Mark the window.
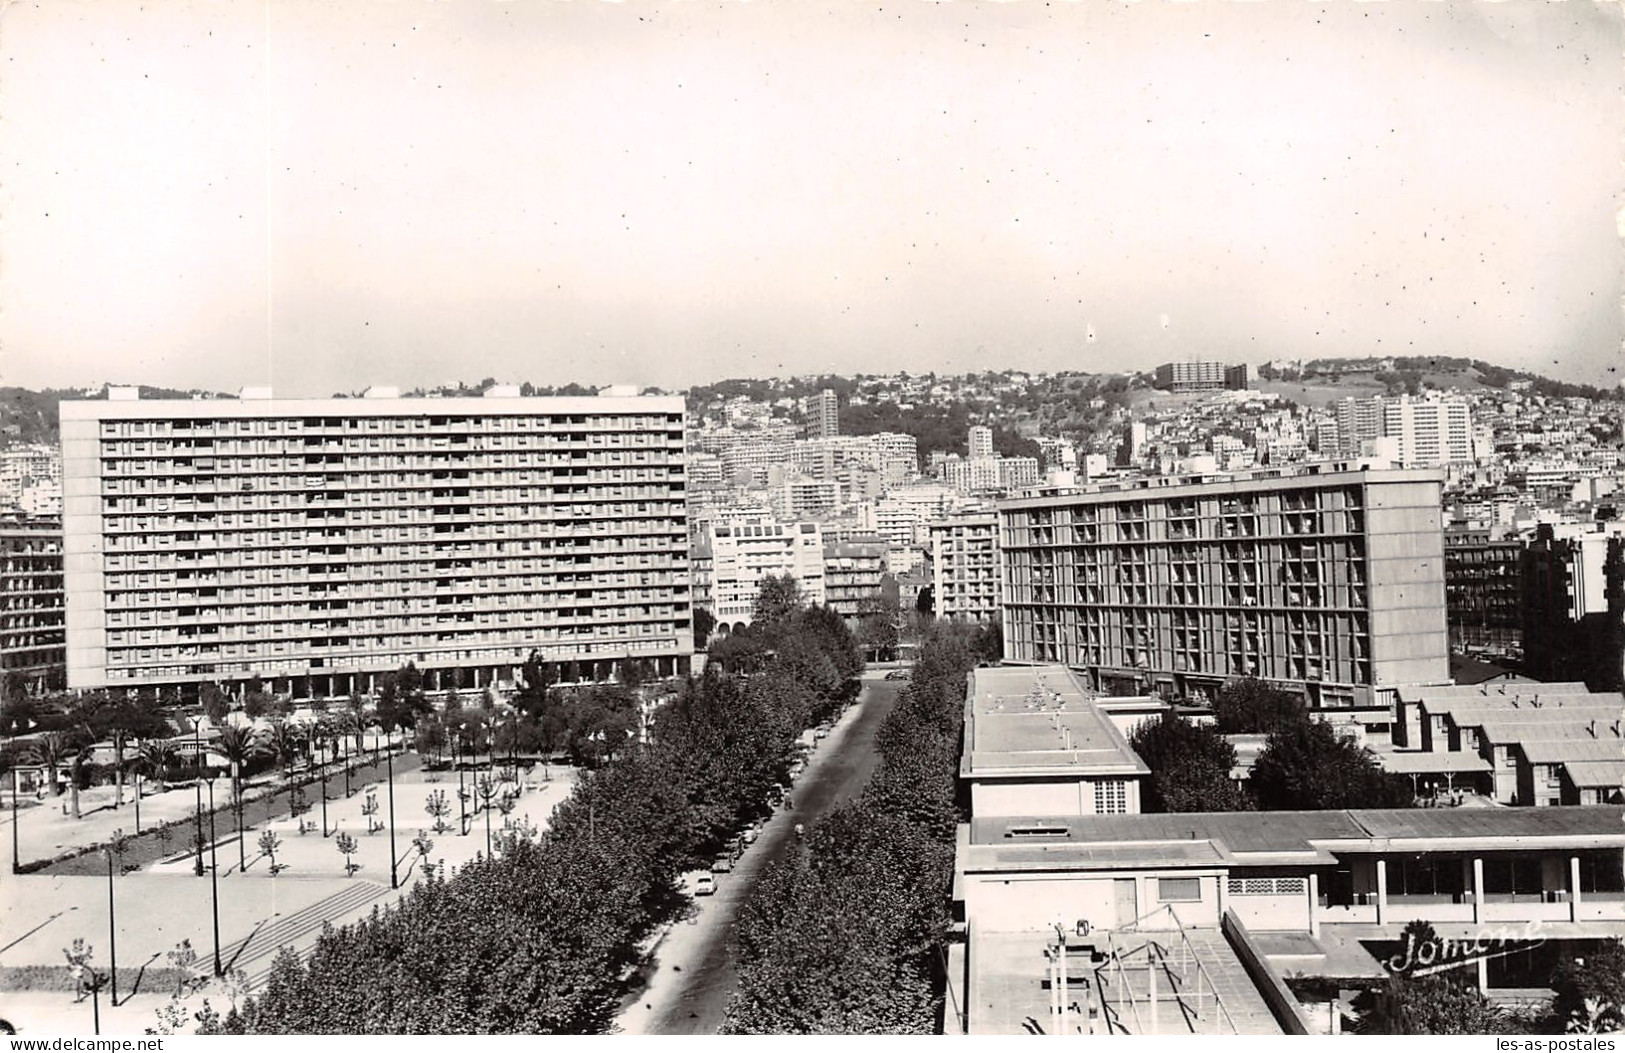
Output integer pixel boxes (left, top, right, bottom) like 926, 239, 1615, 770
1159, 878, 1202, 903
1094, 780, 1127, 815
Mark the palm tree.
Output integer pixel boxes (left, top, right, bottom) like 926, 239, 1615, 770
27, 732, 70, 798
136, 740, 179, 794
213, 725, 264, 803
263, 721, 303, 778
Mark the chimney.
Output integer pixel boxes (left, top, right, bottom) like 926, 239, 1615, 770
1588, 720, 1597, 738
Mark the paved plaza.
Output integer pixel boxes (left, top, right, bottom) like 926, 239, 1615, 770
0, 762, 577, 1035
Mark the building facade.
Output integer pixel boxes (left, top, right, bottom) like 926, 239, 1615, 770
811, 389, 839, 439
1, 515, 66, 694
1521, 521, 1625, 691
60, 390, 692, 696
999, 466, 1451, 715
1443, 526, 1524, 654
1153, 361, 1250, 392
930, 513, 1002, 624
706, 520, 825, 629
822, 537, 888, 623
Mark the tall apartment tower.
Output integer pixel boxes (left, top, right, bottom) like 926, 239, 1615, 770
813, 389, 840, 439
60, 389, 693, 697
998, 465, 1450, 720
1334, 398, 1385, 458
968, 425, 994, 460
1, 515, 66, 693
1382, 393, 1474, 467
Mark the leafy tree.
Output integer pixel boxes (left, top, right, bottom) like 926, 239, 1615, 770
1212, 678, 1307, 734
1354, 972, 1514, 1034
1129, 713, 1252, 813
1550, 940, 1625, 1034
751, 574, 805, 635
377, 664, 432, 732
136, 740, 180, 795
1250, 720, 1414, 811
692, 607, 716, 650
424, 790, 451, 834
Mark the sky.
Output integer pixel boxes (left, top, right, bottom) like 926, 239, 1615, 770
3, 1, 1622, 397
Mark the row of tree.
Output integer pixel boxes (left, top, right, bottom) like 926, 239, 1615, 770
722, 622, 987, 1033
225, 600, 863, 1034
1129, 678, 1415, 813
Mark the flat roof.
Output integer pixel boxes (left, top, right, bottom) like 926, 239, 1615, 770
962, 806, 1625, 873
59, 394, 686, 420
962, 665, 1149, 780
997, 465, 1445, 510
1376, 751, 1492, 775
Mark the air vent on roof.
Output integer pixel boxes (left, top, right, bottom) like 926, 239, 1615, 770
1006, 827, 1068, 839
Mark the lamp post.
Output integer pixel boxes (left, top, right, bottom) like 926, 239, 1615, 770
203, 773, 222, 977
456, 737, 467, 836
105, 838, 120, 1006
319, 744, 329, 837
11, 768, 20, 875
193, 726, 205, 877
385, 728, 398, 890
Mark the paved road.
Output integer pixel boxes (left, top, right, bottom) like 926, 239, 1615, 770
615, 674, 906, 1035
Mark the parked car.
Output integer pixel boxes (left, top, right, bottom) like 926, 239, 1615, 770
884, 670, 911, 681
814, 728, 829, 740
712, 854, 734, 873
742, 825, 760, 845
694, 873, 716, 896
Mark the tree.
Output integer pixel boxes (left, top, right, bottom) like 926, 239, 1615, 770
425, 789, 452, 835
1212, 678, 1307, 734
258, 830, 286, 876
26, 731, 71, 798
1354, 972, 1514, 1034
214, 725, 264, 803
1550, 940, 1625, 1034
751, 574, 805, 635
1250, 720, 1414, 811
914, 585, 933, 617
692, 607, 716, 650
335, 832, 359, 877
136, 740, 180, 795
1129, 713, 1252, 813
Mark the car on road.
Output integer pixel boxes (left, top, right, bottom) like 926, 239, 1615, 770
712, 854, 734, 873
884, 670, 911, 681
694, 873, 716, 896
742, 825, 760, 845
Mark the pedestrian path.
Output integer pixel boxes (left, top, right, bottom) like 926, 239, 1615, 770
220, 880, 391, 987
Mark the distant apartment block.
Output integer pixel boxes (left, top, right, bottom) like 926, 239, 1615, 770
60, 390, 692, 695
1443, 526, 1523, 654
1333, 394, 1474, 467
705, 520, 825, 629
1, 515, 66, 693
1520, 520, 1625, 691
999, 466, 1451, 716
930, 513, 1002, 625
811, 388, 840, 439
822, 536, 888, 623
1, 444, 63, 516
772, 476, 842, 521
1153, 361, 1250, 392
968, 425, 994, 459
997, 456, 1040, 491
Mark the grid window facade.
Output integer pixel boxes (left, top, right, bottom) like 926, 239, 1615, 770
1000, 468, 1449, 709
60, 395, 691, 691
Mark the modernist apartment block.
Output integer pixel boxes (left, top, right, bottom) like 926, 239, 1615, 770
929, 513, 1002, 625
60, 390, 692, 695
703, 520, 825, 629
1, 515, 66, 693
999, 465, 1451, 713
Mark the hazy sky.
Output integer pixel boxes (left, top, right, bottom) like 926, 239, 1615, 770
3, 1, 1622, 396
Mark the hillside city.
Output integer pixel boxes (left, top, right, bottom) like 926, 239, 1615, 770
0, 354, 1622, 1037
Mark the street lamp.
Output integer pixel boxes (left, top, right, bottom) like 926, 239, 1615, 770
192, 726, 205, 877
385, 727, 398, 890
11, 768, 20, 875
319, 741, 329, 837
105, 834, 122, 1006
202, 771, 222, 977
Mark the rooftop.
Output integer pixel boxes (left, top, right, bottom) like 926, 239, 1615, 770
962, 665, 1149, 780
963, 806, 1625, 873
1561, 760, 1625, 789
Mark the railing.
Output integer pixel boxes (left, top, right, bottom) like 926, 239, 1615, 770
1089, 906, 1241, 1035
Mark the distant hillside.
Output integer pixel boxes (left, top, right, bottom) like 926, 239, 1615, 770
1262, 356, 1622, 403
0, 386, 233, 445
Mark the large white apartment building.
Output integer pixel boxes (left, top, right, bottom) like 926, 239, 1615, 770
705, 520, 825, 629
930, 513, 1002, 625
60, 389, 693, 696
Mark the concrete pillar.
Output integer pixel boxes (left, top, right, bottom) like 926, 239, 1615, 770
1308, 871, 1320, 937
1570, 855, 1582, 923
1472, 857, 1484, 925
1375, 857, 1387, 925
1476, 955, 1489, 994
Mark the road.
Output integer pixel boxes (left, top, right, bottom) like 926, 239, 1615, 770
614, 673, 906, 1035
